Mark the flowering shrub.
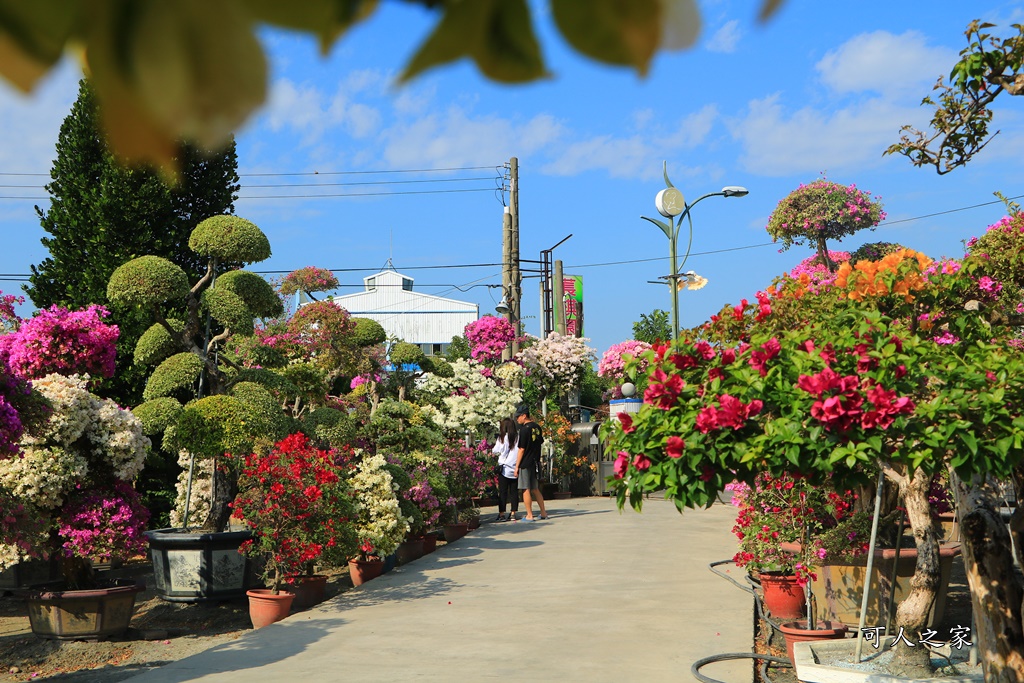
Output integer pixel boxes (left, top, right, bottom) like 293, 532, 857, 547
0, 373, 149, 586
232, 433, 359, 592
598, 340, 652, 380
437, 441, 488, 514
517, 332, 596, 390
56, 482, 149, 564
351, 453, 408, 559
535, 411, 582, 482
766, 179, 886, 269
0, 291, 23, 331
404, 466, 442, 534
278, 266, 339, 296
787, 251, 851, 293
419, 358, 521, 437
729, 474, 869, 583
464, 316, 515, 363
0, 305, 118, 381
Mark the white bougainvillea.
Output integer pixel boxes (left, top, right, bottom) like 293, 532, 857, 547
420, 359, 521, 437
351, 453, 408, 557
170, 449, 213, 529
517, 333, 596, 389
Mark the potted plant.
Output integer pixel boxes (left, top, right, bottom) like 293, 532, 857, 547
607, 242, 1024, 678
599, 339, 652, 414
0, 305, 153, 640
232, 433, 358, 627
436, 441, 486, 541
537, 410, 582, 496
349, 453, 408, 586
109, 214, 289, 602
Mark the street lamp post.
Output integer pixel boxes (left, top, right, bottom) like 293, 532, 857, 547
641, 162, 748, 342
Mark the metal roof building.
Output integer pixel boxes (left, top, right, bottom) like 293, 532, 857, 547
330, 266, 478, 356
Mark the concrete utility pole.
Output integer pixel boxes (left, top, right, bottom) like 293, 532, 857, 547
509, 157, 521, 357
501, 205, 513, 362
554, 259, 565, 335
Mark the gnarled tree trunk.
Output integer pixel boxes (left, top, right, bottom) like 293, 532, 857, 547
887, 466, 942, 677
951, 470, 1024, 683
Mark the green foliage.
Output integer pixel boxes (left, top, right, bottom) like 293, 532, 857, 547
300, 407, 358, 450
27, 80, 239, 407
132, 397, 184, 435
134, 319, 184, 367
579, 362, 609, 409
364, 399, 445, 453
632, 309, 671, 344
143, 352, 204, 401
886, 20, 1024, 174
230, 381, 292, 441
107, 256, 190, 309
430, 356, 454, 379
201, 287, 254, 335
168, 394, 255, 460
350, 317, 386, 347
217, 270, 284, 319
224, 336, 287, 370
445, 335, 471, 361
189, 215, 271, 264
230, 367, 295, 393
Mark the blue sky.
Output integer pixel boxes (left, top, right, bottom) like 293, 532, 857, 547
2, 0, 1024, 358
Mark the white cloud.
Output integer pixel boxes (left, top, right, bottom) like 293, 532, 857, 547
706, 20, 741, 54
816, 31, 956, 96
381, 108, 564, 168
542, 105, 718, 178
731, 94, 923, 177
0, 62, 79, 173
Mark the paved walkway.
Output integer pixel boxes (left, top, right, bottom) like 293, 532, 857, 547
129, 497, 752, 682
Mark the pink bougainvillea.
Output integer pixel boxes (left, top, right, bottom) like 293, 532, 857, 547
598, 340, 652, 379
279, 266, 340, 296
464, 316, 515, 363
0, 305, 118, 381
787, 251, 851, 293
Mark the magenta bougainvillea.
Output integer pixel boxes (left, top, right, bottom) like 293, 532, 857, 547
0, 304, 118, 381
56, 481, 150, 563
464, 316, 515, 363
787, 251, 851, 293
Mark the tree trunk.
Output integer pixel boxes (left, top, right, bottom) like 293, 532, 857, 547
951, 470, 1024, 683
816, 237, 835, 272
889, 467, 941, 677
205, 460, 238, 533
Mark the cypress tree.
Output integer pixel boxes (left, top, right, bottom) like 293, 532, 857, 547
27, 79, 240, 407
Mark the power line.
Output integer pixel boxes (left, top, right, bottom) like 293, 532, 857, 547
237, 187, 495, 199
0, 176, 497, 190
0, 165, 503, 179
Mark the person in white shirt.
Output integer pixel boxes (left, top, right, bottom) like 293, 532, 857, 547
491, 417, 520, 522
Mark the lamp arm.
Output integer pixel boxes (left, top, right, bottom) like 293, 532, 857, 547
674, 191, 723, 272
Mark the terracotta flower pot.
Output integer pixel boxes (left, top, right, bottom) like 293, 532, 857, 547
420, 534, 438, 554
778, 620, 847, 663
466, 516, 480, 530
396, 538, 425, 565
758, 572, 805, 620
348, 558, 384, 587
246, 589, 295, 629
443, 523, 469, 542
287, 575, 327, 610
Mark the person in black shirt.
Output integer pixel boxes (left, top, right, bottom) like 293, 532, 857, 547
513, 404, 548, 521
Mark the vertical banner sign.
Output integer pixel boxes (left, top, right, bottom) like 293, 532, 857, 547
562, 275, 583, 336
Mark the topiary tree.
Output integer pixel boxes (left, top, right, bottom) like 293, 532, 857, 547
766, 179, 886, 272
108, 214, 285, 531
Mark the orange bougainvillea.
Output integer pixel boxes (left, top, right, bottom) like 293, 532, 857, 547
835, 249, 933, 303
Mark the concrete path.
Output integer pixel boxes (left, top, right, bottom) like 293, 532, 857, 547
129, 497, 752, 682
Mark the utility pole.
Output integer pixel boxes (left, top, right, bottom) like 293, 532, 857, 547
554, 259, 565, 335
509, 157, 521, 358
501, 205, 513, 362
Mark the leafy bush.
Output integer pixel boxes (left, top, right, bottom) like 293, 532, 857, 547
143, 352, 205, 401
107, 255, 190, 308
188, 215, 271, 264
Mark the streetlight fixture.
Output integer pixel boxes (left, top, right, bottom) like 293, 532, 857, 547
642, 162, 748, 342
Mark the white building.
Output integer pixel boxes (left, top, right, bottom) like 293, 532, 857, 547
330, 266, 478, 356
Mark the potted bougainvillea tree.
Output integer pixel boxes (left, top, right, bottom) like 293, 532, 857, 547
607, 240, 1024, 678
0, 304, 151, 639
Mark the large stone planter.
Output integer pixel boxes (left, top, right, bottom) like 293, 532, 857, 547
146, 528, 259, 603
0, 557, 60, 591
26, 579, 144, 641
792, 637, 981, 683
